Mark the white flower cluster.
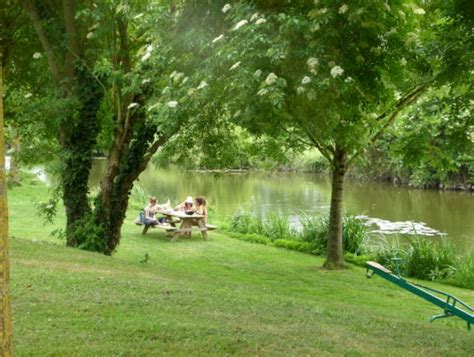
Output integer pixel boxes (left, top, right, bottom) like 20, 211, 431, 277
197, 80, 208, 90
307, 57, 318, 74
222, 4, 231, 14
128, 102, 139, 109
24, 93, 33, 99
167, 100, 178, 108
212, 34, 224, 43
234, 19, 248, 31
339, 4, 348, 14
33, 52, 42, 59
170, 71, 184, 83
257, 88, 268, 96
264, 73, 278, 86
250, 13, 259, 22
413, 7, 426, 15
255, 18, 266, 25
400, 58, 407, 66
254, 69, 262, 78
330, 65, 344, 78
141, 44, 153, 62
301, 76, 311, 85
229, 61, 241, 70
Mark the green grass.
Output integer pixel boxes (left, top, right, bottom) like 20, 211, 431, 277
7, 183, 474, 356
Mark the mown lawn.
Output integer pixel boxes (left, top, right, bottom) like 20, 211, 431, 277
8, 183, 474, 356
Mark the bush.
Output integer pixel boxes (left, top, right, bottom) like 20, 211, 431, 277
444, 253, 474, 289
229, 210, 264, 235
403, 235, 457, 280
262, 213, 293, 241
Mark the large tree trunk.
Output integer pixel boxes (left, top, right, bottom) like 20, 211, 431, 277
94, 115, 165, 254
0, 50, 13, 357
22, 0, 101, 247
61, 66, 101, 247
324, 147, 347, 269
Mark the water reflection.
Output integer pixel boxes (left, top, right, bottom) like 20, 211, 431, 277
85, 162, 474, 251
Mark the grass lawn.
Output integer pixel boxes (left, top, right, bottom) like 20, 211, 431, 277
7, 182, 474, 356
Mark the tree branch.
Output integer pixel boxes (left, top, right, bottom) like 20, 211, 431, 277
20, 0, 62, 84
349, 82, 430, 165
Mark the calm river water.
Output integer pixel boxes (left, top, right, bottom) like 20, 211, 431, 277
87, 160, 474, 251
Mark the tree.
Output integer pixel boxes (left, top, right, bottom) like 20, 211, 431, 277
198, 1, 470, 268
16, 0, 208, 254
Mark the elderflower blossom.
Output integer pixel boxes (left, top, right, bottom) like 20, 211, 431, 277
413, 7, 426, 15
344, 76, 353, 83
230, 61, 241, 70
257, 88, 268, 96
222, 4, 231, 14
330, 65, 344, 78
264, 72, 278, 86
212, 34, 224, 43
141, 52, 151, 62
254, 69, 262, 78
296, 86, 305, 94
24, 93, 33, 99
167, 100, 178, 108
142, 78, 151, 84
302, 76, 312, 85
234, 20, 248, 31
339, 4, 348, 14
197, 80, 208, 89
250, 13, 259, 22
255, 18, 266, 25
307, 57, 319, 69
33, 52, 42, 59
86, 32, 94, 39
127, 102, 139, 109
400, 58, 407, 66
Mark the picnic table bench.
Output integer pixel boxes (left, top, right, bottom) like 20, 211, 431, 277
135, 209, 217, 240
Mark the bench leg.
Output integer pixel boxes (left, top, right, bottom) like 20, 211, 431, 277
142, 225, 150, 235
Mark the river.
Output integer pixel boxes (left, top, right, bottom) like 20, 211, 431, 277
87, 161, 474, 251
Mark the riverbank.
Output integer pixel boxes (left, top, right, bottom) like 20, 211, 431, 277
7, 182, 474, 355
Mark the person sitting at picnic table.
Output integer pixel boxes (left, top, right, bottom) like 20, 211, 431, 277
175, 196, 195, 214
144, 196, 165, 225
194, 196, 208, 224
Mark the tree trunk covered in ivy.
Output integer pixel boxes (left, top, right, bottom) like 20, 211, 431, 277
61, 66, 102, 247
94, 118, 164, 254
324, 147, 347, 269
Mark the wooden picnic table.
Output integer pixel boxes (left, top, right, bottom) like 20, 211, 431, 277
157, 209, 210, 241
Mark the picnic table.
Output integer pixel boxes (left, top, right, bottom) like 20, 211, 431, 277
140, 209, 217, 241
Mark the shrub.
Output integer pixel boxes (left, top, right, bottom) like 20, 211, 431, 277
403, 235, 457, 280
229, 210, 264, 235
262, 213, 293, 241
444, 253, 474, 289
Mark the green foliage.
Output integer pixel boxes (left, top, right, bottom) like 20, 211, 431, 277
299, 214, 368, 254
444, 253, 474, 290
403, 236, 457, 281
229, 209, 367, 254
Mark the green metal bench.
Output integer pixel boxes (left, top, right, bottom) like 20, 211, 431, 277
366, 261, 474, 330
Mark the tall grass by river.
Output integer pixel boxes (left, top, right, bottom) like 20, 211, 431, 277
227, 210, 474, 290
